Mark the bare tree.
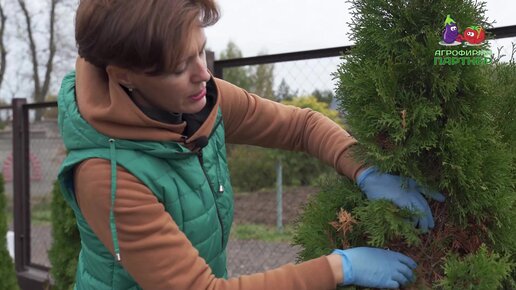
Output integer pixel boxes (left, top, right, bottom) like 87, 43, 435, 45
0, 3, 7, 89
51, 0, 79, 95
18, 0, 59, 120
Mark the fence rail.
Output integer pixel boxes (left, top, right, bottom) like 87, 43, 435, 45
5, 24, 516, 290
214, 25, 516, 77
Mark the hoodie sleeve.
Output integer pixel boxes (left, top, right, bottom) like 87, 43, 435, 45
215, 78, 365, 181
74, 158, 337, 290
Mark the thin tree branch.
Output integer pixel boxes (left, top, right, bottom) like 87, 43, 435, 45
41, 0, 58, 101
18, 0, 40, 101
0, 3, 7, 89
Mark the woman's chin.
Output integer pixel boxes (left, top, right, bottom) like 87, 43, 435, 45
184, 96, 207, 114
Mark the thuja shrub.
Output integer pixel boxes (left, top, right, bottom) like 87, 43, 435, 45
294, 0, 515, 288
0, 174, 19, 289
49, 181, 80, 290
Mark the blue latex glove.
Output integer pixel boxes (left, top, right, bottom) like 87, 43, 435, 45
332, 247, 417, 288
357, 167, 445, 232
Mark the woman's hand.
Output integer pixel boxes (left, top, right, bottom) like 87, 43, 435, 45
356, 167, 445, 232
329, 247, 417, 288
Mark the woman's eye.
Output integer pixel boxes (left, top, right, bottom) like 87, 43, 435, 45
174, 64, 187, 75
173, 49, 205, 75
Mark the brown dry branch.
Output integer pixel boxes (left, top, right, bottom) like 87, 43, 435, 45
330, 209, 357, 249
401, 109, 407, 129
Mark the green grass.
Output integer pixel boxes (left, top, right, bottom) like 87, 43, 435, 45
4, 196, 52, 226
31, 200, 52, 225
32, 209, 51, 225
4, 196, 12, 225
230, 223, 295, 243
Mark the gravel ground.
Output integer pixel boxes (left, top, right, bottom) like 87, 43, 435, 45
24, 225, 301, 278
227, 240, 301, 277
13, 186, 315, 277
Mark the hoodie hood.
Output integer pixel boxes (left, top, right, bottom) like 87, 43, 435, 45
58, 58, 220, 155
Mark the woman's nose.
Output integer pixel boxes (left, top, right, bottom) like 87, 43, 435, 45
192, 53, 210, 83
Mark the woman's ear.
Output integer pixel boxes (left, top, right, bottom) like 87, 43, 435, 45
106, 65, 134, 88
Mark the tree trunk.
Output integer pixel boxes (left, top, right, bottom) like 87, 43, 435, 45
18, 0, 58, 121
0, 4, 7, 90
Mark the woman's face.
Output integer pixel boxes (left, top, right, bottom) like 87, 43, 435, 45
123, 26, 211, 114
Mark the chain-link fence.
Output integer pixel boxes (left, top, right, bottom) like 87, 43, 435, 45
0, 105, 13, 234
27, 107, 64, 269
219, 56, 345, 277
1, 104, 63, 272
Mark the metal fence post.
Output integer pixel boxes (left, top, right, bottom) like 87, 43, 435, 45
12, 99, 51, 290
207, 49, 224, 79
276, 158, 283, 232
12, 98, 30, 272
206, 50, 215, 74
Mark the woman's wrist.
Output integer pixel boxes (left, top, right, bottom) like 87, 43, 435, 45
326, 254, 343, 285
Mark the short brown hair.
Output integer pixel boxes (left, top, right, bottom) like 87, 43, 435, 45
75, 0, 219, 74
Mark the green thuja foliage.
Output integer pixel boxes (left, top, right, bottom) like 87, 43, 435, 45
294, 177, 420, 261
294, 177, 364, 262
353, 200, 420, 247
438, 245, 513, 290
49, 181, 80, 290
487, 46, 516, 289
294, 0, 515, 288
0, 175, 19, 289
488, 45, 516, 148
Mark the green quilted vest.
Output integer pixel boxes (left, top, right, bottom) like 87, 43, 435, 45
57, 72, 234, 289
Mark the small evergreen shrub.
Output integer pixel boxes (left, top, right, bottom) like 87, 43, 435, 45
227, 96, 342, 192
49, 181, 80, 290
437, 245, 513, 290
227, 145, 335, 192
227, 145, 277, 192
0, 174, 19, 290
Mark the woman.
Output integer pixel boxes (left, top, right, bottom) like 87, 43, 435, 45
57, 0, 443, 289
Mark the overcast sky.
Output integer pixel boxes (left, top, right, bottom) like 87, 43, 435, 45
205, 0, 516, 57
1, 0, 515, 100
203, 0, 516, 95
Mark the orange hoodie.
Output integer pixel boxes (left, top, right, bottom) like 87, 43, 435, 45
73, 58, 364, 289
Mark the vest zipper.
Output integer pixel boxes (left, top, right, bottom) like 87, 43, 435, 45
197, 150, 225, 248
215, 157, 224, 194
108, 139, 121, 262
211, 117, 224, 195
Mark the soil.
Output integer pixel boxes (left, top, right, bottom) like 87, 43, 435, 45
233, 186, 316, 226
